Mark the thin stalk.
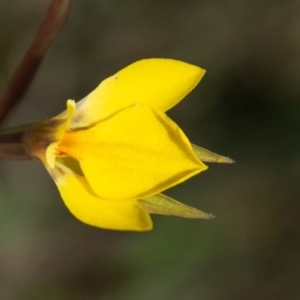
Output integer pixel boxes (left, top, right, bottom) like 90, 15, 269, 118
0, 0, 71, 126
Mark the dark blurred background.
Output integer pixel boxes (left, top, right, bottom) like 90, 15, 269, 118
0, 0, 300, 299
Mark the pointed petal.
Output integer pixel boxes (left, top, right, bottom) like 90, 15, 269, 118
139, 193, 214, 219
192, 144, 235, 164
47, 162, 153, 231
59, 105, 207, 200
71, 58, 205, 128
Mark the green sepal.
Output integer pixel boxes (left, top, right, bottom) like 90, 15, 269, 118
192, 144, 235, 164
138, 193, 214, 219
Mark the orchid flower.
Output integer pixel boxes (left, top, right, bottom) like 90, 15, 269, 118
0, 58, 233, 231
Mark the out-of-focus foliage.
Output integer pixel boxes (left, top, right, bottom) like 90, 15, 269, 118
0, 0, 300, 299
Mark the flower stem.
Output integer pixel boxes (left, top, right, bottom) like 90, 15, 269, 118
0, 125, 32, 160
0, 0, 71, 126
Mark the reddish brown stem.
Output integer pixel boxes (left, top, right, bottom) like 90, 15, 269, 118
0, 0, 71, 126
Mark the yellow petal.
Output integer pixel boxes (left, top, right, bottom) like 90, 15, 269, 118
192, 144, 235, 164
47, 161, 153, 231
139, 194, 214, 219
70, 58, 205, 128
59, 105, 207, 200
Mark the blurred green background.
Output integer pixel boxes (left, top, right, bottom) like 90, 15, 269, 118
1, 0, 300, 299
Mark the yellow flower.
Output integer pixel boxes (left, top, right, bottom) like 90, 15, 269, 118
22, 58, 232, 231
